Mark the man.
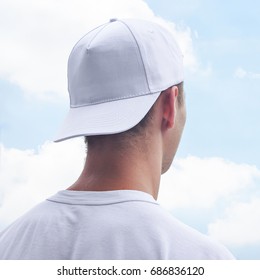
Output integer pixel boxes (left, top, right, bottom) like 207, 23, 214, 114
0, 19, 234, 259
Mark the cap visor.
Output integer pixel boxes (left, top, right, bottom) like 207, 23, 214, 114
54, 92, 161, 142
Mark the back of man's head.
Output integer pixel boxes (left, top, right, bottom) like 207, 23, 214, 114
54, 18, 184, 147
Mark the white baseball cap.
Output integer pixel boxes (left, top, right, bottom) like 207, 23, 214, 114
54, 18, 184, 142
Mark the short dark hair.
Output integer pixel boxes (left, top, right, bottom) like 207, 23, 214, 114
85, 82, 184, 148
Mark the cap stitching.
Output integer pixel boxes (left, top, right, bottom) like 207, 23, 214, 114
68, 22, 110, 107
86, 22, 110, 49
118, 20, 151, 92
70, 90, 160, 108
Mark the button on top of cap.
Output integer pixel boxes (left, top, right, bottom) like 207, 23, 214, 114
109, 18, 117, 22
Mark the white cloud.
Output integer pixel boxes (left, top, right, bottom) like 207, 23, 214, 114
158, 156, 260, 209
234, 67, 260, 79
151, 18, 199, 72
0, 0, 200, 100
1, 140, 260, 247
0, 139, 85, 229
158, 156, 260, 249
208, 198, 260, 246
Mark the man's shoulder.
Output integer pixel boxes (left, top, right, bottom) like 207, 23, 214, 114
0, 191, 235, 260
152, 208, 235, 259
130, 205, 234, 259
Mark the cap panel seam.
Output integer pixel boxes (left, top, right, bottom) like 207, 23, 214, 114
86, 22, 110, 49
118, 20, 151, 92
68, 22, 109, 107
68, 23, 108, 56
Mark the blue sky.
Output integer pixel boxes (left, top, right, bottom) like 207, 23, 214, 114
146, 0, 260, 166
1, 0, 260, 167
0, 0, 260, 259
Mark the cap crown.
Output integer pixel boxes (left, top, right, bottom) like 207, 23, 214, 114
68, 19, 183, 108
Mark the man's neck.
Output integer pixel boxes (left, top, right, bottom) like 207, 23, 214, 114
68, 142, 162, 200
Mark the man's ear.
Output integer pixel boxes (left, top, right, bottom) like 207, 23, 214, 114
162, 86, 178, 130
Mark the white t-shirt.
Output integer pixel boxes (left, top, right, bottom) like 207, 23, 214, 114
0, 190, 234, 259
